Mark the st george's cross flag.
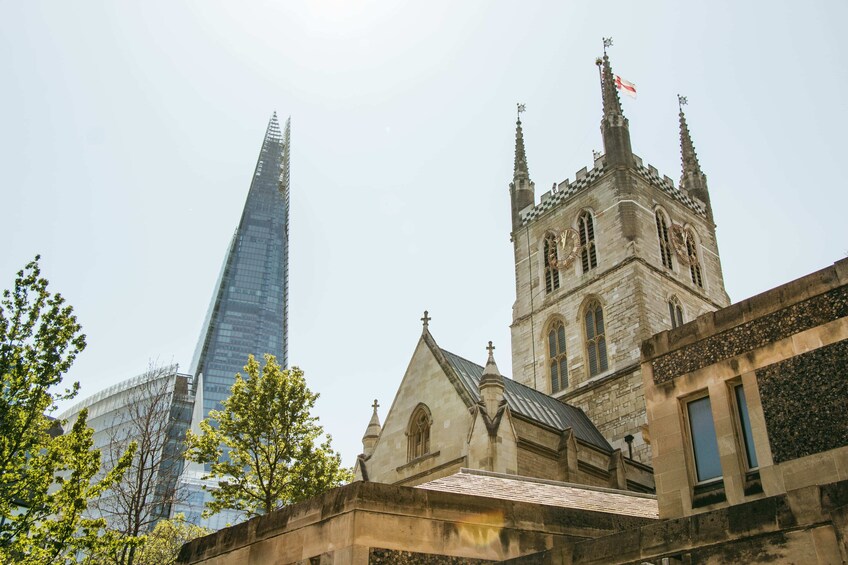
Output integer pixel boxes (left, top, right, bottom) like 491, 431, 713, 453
615, 75, 637, 99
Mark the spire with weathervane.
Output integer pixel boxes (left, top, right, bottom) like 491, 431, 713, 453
596, 38, 633, 168
677, 95, 712, 222
509, 103, 536, 232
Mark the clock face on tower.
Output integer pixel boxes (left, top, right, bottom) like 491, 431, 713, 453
548, 227, 580, 269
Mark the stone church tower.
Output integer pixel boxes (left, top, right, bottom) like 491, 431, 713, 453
509, 48, 730, 463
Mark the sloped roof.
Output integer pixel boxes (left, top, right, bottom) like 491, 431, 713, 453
441, 349, 612, 452
417, 468, 658, 519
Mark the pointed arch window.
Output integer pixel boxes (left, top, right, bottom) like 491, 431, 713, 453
584, 300, 608, 376
407, 405, 431, 461
685, 230, 704, 288
668, 296, 684, 329
547, 320, 568, 393
578, 211, 598, 273
656, 210, 673, 269
543, 232, 561, 293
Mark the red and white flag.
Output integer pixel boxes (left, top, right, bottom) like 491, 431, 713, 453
615, 75, 637, 99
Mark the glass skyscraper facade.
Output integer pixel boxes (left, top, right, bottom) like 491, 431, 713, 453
175, 113, 290, 528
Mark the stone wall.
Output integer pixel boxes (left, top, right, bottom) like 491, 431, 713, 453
362, 338, 473, 486
641, 258, 848, 520
507, 479, 848, 565
177, 480, 656, 565
510, 163, 730, 465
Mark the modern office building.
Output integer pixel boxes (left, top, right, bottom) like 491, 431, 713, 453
58, 364, 194, 532
174, 113, 291, 528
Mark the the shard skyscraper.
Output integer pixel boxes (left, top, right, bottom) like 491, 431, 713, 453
174, 113, 290, 528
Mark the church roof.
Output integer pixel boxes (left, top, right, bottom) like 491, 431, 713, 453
440, 349, 612, 452
417, 468, 658, 519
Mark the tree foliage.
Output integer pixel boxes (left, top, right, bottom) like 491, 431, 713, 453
185, 354, 351, 518
0, 256, 134, 563
133, 514, 209, 565
91, 362, 192, 565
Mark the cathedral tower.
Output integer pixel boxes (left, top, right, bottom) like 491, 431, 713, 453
509, 45, 729, 463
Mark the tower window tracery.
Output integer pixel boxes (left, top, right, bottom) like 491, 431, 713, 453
578, 211, 598, 273
543, 232, 561, 293
407, 405, 431, 461
584, 300, 608, 376
656, 209, 674, 269
685, 230, 704, 288
547, 320, 568, 393
668, 296, 684, 328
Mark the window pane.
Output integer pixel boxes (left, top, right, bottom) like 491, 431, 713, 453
585, 310, 595, 339
735, 385, 759, 469
587, 345, 598, 376
548, 330, 557, 357
595, 307, 604, 333
557, 325, 566, 354
669, 301, 677, 328
688, 397, 722, 482
559, 358, 568, 389
598, 337, 608, 371
550, 362, 559, 392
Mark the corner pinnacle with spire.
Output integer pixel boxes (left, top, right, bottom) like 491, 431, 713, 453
361, 399, 382, 457
596, 38, 633, 167
677, 95, 712, 221
509, 103, 535, 231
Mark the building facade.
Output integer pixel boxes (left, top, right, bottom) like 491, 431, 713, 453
175, 113, 291, 529
58, 365, 194, 532
508, 52, 729, 464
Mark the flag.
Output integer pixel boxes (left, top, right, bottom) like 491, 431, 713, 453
615, 75, 637, 99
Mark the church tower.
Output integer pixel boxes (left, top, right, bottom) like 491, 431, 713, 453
509, 42, 730, 463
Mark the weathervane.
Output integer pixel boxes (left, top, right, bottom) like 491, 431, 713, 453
603, 37, 613, 53
517, 103, 526, 120
678, 94, 688, 111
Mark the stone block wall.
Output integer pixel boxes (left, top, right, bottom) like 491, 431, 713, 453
510, 163, 730, 465
641, 258, 848, 520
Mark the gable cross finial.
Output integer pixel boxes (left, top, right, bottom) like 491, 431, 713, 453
371, 399, 379, 411
678, 94, 688, 111
486, 341, 495, 356
421, 310, 431, 329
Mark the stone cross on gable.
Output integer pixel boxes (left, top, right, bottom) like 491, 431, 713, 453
486, 341, 495, 356
371, 399, 379, 411
421, 310, 431, 329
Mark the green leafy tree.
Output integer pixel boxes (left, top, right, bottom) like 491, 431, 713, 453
133, 514, 209, 565
185, 354, 351, 518
0, 256, 134, 563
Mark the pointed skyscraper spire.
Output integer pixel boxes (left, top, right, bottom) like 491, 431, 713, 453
596, 38, 633, 168
677, 96, 712, 222
509, 103, 535, 231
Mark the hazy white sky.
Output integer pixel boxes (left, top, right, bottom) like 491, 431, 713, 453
2, 1, 847, 466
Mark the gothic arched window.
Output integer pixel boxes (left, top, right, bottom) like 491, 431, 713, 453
543, 232, 561, 293
668, 296, 684, 329
584, 300, 608, 376
407, 405, 431, 461
547, 320, 568, 393
656, 209, 673, 269
578, 211, 598, 273
685, 230, 703, 288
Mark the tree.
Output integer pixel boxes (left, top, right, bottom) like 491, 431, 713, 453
185, 354, 351, 518
88, 362, 194, 565
133, 514, 209, 565
0, 256, 134, 563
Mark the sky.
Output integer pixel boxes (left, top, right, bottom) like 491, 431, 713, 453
2, 1, 847, 467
